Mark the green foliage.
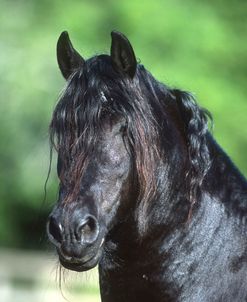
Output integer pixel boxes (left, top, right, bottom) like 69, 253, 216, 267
0, 0, 246, 249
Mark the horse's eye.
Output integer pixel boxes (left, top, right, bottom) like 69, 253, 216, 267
119, 124, 127, 134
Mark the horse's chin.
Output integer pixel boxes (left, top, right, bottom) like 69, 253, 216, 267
59, 249, 102, 272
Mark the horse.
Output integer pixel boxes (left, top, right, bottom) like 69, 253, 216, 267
47, 31, 247, 302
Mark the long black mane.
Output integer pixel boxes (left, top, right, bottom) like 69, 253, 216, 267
50, 54, 211, 228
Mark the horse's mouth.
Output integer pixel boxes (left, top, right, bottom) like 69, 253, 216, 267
58, 237, 105, 272
59, 248, 102, 272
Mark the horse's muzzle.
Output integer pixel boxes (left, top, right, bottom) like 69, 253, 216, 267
47, 211, 104, 271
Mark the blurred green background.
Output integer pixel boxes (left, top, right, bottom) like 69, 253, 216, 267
0, 0, 246, 301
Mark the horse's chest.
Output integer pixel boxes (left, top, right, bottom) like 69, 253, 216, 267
99, 265, 178, 302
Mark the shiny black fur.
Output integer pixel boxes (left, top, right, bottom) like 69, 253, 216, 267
47, 31, 247, 301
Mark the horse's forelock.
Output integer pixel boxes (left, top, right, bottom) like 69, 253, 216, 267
49, 61, 163, 209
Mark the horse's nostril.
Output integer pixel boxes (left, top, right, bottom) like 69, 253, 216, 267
80, 221, 92, 237
48, 216, 63, 244
77, 215, 99, 243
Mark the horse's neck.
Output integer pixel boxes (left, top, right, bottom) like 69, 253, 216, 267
100, 134, 247, 260
98, 134, 247, 302
203, 134, 247, 213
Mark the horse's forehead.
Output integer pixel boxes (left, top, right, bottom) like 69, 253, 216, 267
88, 119, 126, 159
97, 115, 125, 133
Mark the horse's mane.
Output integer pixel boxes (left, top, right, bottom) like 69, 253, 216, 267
50, 54, 211, 226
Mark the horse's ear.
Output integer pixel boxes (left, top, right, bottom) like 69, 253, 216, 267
110, 31, 137, 78
57, 31, 85, 80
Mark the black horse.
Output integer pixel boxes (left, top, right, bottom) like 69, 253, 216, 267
47, 31, 247, 302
